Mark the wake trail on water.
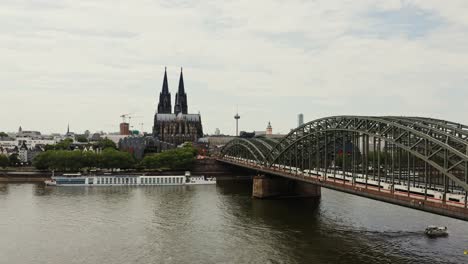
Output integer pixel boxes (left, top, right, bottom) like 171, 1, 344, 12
331, 228, 424, 238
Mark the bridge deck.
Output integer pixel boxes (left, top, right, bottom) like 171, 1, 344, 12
218, 158, 468, 221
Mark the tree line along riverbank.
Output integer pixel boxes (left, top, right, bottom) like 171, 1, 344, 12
1, 144, 198, 173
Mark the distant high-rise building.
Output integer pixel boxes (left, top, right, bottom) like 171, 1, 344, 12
298, 113, 304, 127
215, 128, 221, 135
120, 123, 130, 135
266, 121, 272, 135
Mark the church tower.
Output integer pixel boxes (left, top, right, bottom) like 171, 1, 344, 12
174, 68, 188, 115
157, 67, 172, 114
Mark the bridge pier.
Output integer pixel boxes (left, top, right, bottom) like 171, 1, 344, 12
253, 174, 321, 199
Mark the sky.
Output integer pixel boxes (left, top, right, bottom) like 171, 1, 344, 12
1, 0, 468, 135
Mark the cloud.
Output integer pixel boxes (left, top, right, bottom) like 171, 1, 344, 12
0, 0, 467, 135
353, 3, 444, 39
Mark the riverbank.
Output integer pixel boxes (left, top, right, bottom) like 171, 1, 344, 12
0, 176, 49, 183
0, 159, 254, 183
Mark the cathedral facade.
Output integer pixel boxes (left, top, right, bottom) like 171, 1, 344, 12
152, 68, 203, 146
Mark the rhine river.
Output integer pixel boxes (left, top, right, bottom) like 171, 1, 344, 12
1, 181, 467, 264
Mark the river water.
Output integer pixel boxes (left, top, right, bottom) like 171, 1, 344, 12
0, 181, 467, 264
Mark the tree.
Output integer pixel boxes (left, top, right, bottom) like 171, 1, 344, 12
33, 151, 52, 170
33, 150, 83, 171
82, 151, 97, 168
75, 135, 88, 143
99, 148, 134, 170
0, 155, 9, 168
97, 138, 116, 150
8, 154, 20, 167
139, 145, 197, 170
44, 144, 56, 151
61, 151, 83, 171
32, 148, 136, 171
335, 153, 353, 168
0, 132, 8, 138
55, 138, 74, 150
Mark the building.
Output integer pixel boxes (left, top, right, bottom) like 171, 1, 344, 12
119, 137, 175, 160
359, 135, 385, 152
18, 141, 44, 164
266, 121, 272, 135
201, 136, 235, 147
17, 126, 41, 138
120, 122, 130, 135
104, 135, 130, 145
0, 137, 56, 150
90, 133, 102, 142
298, 113, 304, 127
0, 127, 56, 163
152, 68, 203, 145
119, 68, 202, 158
64, 124, 75, 139
18, 142, 30, 163
0, 146, 13, 156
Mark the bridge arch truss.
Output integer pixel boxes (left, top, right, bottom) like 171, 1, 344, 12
221, 116, 468, 206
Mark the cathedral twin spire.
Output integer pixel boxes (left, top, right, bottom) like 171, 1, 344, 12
157, 67, 171, 114
174, 68, 188, 115
157, 67, 188, 115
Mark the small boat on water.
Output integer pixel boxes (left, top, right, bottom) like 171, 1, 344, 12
424, 226, 448, 237
44, 171, 216, 187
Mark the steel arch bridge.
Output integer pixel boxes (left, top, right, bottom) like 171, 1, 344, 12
219, 116, 468, 220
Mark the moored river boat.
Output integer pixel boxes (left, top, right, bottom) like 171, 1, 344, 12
45, 172, 216, 187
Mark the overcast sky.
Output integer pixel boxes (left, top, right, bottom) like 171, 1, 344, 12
1, 0, 468, 135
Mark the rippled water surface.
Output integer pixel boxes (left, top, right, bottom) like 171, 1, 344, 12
0, 182, 467, 264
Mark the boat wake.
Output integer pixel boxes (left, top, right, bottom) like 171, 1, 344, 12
330, 228, 423, 238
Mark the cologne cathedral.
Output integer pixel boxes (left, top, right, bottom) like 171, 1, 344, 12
119, 68, 203, 159
152, 68, 203, 145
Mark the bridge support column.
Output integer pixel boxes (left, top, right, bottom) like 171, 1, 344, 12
253, 174, 321, 199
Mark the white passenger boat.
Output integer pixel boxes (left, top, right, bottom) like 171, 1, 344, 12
45, 172, 216, 187
186, 175, 216, 185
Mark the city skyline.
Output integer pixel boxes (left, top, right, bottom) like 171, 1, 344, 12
1, 1, 468, 134
1, 2, 468, 262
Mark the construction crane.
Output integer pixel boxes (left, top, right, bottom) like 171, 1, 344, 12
120, 114, 142, 123
128, 115, 142, 125
120, 113, 133, 123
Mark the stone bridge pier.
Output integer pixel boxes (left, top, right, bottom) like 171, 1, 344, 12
252, 174, 321, 199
